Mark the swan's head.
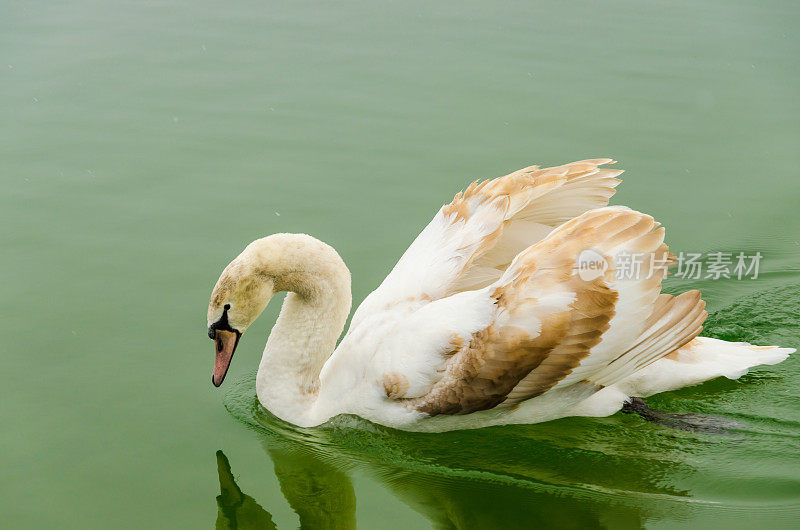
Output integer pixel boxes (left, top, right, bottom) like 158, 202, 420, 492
206, 233, 350, 387
207, 241, 276, 387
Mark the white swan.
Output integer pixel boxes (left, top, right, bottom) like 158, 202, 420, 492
207, 159, 793, 431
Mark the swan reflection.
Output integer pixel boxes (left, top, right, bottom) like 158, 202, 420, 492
214, 392, 703, 529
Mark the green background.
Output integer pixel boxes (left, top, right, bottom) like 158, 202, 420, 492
2, 1, 799, 528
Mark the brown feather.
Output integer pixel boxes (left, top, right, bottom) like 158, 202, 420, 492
406, 205, 704, 416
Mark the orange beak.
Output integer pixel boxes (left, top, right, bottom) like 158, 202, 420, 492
212, 329, 240, 387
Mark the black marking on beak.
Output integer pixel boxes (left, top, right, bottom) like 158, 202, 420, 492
208, 305, 238, 339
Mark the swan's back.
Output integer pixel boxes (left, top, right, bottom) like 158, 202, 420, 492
329, 159, 791, 431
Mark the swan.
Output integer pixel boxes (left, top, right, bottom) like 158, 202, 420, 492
206, 159, 793, 431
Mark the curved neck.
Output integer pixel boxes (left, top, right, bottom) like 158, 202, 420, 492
254, 239, 352, 424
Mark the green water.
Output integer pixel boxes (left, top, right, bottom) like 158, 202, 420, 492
2, 1, 799, 528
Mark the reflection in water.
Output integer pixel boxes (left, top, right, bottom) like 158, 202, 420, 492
216, 446, 357, 530
216, 286, 800, 529
214, 443, 653, 530
215, 451, 276, 530
270, 447, 356, 530
215, 399, 697, 529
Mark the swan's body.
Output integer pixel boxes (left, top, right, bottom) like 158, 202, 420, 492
207, 159, 793, 432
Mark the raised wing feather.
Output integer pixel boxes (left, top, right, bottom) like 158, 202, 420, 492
349, 160, 622, 329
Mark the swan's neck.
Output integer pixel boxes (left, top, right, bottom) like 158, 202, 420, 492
255, 248, 351, 425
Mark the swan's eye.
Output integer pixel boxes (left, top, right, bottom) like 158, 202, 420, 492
224, 303, 231, 311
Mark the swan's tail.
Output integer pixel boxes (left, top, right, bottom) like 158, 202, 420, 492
613, 336, 794, 397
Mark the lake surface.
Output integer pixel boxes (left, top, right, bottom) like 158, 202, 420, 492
2, 1, 799, 528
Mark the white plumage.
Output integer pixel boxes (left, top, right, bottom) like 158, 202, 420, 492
206, 159, 793, 431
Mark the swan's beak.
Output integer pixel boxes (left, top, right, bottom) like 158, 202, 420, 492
211, 329, 240, 387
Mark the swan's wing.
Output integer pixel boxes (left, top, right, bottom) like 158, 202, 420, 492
373, 207, 706, 416
350, 160, 622, 329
